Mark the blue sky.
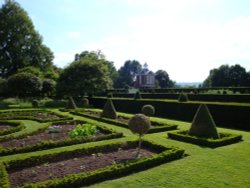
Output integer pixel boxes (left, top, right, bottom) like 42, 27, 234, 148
1, 0, 250, 82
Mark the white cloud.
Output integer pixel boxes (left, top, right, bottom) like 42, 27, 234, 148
54, 52, 75, 68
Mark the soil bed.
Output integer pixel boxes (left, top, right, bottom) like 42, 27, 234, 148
0, 125, 12, 131
9, 147, 156, 187
0, 122, 104, 149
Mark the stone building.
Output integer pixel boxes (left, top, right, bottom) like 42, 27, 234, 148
135, 63, 155, 88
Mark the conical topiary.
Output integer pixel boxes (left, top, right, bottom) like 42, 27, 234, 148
128, 114, 151, 158
101, 99, 117, 119
188, 104, 219, 139
134, 91, 142, 100
67, 96, 77, 109
141, 104, 155, 117
178, 92, 189, 102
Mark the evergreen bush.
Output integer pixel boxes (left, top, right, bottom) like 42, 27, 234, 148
101, 99, 117, 119
134, 91, 142, 100
32, 100, 39, 108
178, 92, 189, 102
141, 104, 155, 117
188, 104, 219, 139
82, 98, 89, 107
66, 96, 77, 109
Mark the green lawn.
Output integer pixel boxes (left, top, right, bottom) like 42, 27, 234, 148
1, 108, 250, 188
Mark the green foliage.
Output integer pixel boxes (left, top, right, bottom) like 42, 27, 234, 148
128, 114, 151, 136
101, 99, 117, 119
82, 98, 89, 107
32, 100, 39, 108
0, 78, 8, 96
7, 73, 42, 97
141, 104, 155, 117
168, 131, 242, 148
69, 123, 97, 138
155, 70, 175, 88
107, 92, 113, 98
134, 91, 142, 99
0, 0, 54, 78
178, 92, 189, 102
41, 79, 56, 97
0, 162, 10, 188
66, 96, 77, 109
0, 121, 25, 136
56, 51, 112, 97
189, 104, 219, 139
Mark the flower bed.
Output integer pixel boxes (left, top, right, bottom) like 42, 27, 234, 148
0, 110, 73, 122
2, 140, 184, 188
168, 130, 242, 148
0, 121, 25, 136
0, 120, 123, 156
70, 110, 177, 133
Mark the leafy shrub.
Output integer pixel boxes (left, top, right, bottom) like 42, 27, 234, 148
69, 124, 97, 138
134, 91, 142, 100
189, 104, 219, 139
101, 99, 117, 119
42, 79, 56, 97
141, 104, 155, 117
178, 92, 189, 102
82, 98, 89, 107
32, 100, 39, 108
128, 114, 151, 157
107, 92, 113, 98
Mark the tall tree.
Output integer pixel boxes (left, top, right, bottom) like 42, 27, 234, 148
155, 70, 175, 88
115, 60, 142, 88
0, 0, 54, 78
56, 52, 112, 97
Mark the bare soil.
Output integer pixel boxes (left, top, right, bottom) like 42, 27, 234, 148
0, 122, 104, 149
0, 125, 12, 131
9, 147, 156, 188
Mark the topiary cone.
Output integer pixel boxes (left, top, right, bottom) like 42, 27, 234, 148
189, 104, 219, 139
101, 99, 117, 119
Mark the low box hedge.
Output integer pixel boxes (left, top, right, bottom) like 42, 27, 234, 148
0, 121, 25, 136
0, 109, 73, 123
0, 162, 10, 188
168, 130, 242, 148
0, 120, 123, 156
2, 140, 184, 188
70, 111, 177, 133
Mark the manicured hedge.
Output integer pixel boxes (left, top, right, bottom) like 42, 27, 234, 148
0, 120, 123, 156
0, 162, 10, 188
0, 109, 73, 122
70, 111, 177, 133
0, 121, 25, 136
3, 140, 184, 188
112, 93, 250, 103
89, 98, 250, 131
168, 130, 242, 148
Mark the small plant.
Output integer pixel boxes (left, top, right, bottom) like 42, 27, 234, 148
128, 114, 151, 158
178, 92, 189, 102
141, 105, 155, 117
32, 100, 39, 108
69, 123, 97, 138
101, 99, 117, 119
48, 125, 61, 133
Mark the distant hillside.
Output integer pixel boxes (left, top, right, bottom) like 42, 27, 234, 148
176, 82, 202, 87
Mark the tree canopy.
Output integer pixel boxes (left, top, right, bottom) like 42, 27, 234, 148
203, 64, 250, 87
0, 0, 54, 78
155, 69, 175, 88
56, 51, 112, 97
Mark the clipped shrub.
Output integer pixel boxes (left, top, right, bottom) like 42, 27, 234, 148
67, 96, 77, 109
101, 99, 117, 119
32, 100, 39, 108
82, 98, 89, 107
178, 92, 189, 102
188, 104, 219, 139
134, 91, 142, 100
141, 104, 155, 117
128, 114, 151, 157
107, 92, 113, 98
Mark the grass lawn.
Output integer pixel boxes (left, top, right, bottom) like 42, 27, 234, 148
0, 108, 250, 188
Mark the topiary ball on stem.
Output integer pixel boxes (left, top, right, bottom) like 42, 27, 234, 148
141, 104, 155, 117
128, 114, 151, 158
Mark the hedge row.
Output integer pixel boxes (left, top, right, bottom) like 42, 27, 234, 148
3, 140, 184, 188
168, 131, 242, 148
0, 163, 10, 188
0, 109, 73, 123
70, 111, 178, 133
0, 121, 25, 136
111, 93, 250, 103
89, 98, 250, 131
0, 120, 123, 156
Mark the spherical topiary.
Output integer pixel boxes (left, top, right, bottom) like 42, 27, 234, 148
82, 98, 89, 107
141, 105, 155, 117
101, 99, 117, 119
178, 92, 189, 102
32, 100, 39, 108
128, 114, 151, 136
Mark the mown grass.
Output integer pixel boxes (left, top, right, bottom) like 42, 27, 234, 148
0, 108, 249, 188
